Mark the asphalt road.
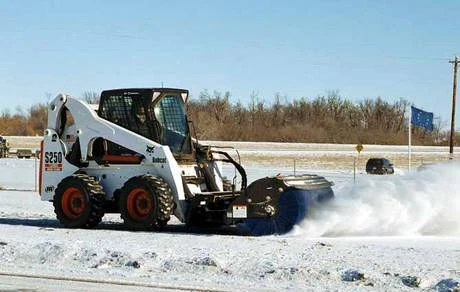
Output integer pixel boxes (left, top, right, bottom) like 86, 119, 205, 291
0, 273, 226, 292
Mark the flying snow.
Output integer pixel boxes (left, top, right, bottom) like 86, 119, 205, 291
298, 161, 460, 237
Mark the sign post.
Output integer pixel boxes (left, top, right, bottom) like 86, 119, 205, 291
34, 154, 37, 192
355, 144, 364, 182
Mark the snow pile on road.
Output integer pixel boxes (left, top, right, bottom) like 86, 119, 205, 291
300, 161, 460, 236
0, 220, 459, 291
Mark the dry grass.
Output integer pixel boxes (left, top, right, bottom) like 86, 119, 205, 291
4, 136, 42, 150
4, 136, 457, 171
238, 152, 455, 171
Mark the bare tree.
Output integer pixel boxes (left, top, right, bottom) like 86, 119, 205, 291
0, 88, 440, 145
45, 92, 53, 103
81, 91, 100, 104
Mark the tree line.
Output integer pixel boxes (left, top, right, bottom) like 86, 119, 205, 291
0, 103, 48, 136
0, 91, 98, 137
187, 90, 450, 145
0, 90, 455, 145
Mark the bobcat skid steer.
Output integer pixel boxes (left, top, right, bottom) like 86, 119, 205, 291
39, 88, 333, 236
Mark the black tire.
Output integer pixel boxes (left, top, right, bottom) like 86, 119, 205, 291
119, 175, 174, 231
53, 174, 105, 228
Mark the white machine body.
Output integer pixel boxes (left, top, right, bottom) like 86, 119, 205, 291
39, 93, 223, 222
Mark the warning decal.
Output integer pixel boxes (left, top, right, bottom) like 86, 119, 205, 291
232, 205, 247, 218
44, 163, 63, 171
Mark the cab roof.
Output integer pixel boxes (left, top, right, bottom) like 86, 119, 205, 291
101, 88, 189, 95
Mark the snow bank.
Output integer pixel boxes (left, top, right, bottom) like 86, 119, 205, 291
0, 149, 459, 290
0, 158, 37, 190
299, 161, 460, 236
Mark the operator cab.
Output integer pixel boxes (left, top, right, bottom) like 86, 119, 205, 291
98, 88, 193, 159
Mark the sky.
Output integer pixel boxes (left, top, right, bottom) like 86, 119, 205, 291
0, 0, 459, 128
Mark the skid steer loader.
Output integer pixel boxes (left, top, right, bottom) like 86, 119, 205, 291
39, 88, 333, 235
0, 136, 9, 158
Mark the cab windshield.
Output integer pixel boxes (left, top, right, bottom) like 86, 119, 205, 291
152, 95, 191, 154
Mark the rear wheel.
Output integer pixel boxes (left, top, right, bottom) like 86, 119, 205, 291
53, 174, 105, 228
119, 175, 174, 231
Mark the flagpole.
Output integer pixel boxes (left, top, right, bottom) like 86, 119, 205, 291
408, 106, 412, 172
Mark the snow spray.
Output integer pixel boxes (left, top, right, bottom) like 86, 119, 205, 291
298, 161, 460, 236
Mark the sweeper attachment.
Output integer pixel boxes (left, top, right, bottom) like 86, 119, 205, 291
39, 88, 333, 236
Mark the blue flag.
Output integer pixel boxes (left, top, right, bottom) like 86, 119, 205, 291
411, 106, 434, 131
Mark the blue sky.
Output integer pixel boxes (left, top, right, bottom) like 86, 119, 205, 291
0, 0, 459, 127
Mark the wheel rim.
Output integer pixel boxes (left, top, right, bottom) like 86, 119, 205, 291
127, 188, 153, 221
62, 187, 86, 219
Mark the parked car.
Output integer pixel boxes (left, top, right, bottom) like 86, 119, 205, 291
16, 149, 33, 159
366, 158, 394, 175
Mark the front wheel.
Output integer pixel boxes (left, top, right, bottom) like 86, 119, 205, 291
119, 175, 174, 231
53, 174, 105, 228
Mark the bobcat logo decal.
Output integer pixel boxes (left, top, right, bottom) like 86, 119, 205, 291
146, 145, 155, 153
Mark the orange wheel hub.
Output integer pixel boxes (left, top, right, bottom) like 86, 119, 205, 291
127, 188, 153, 220
61, 187, 86, 219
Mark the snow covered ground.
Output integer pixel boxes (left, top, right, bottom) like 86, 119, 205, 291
0, 147, 459, 291
5, 136, 459, 170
